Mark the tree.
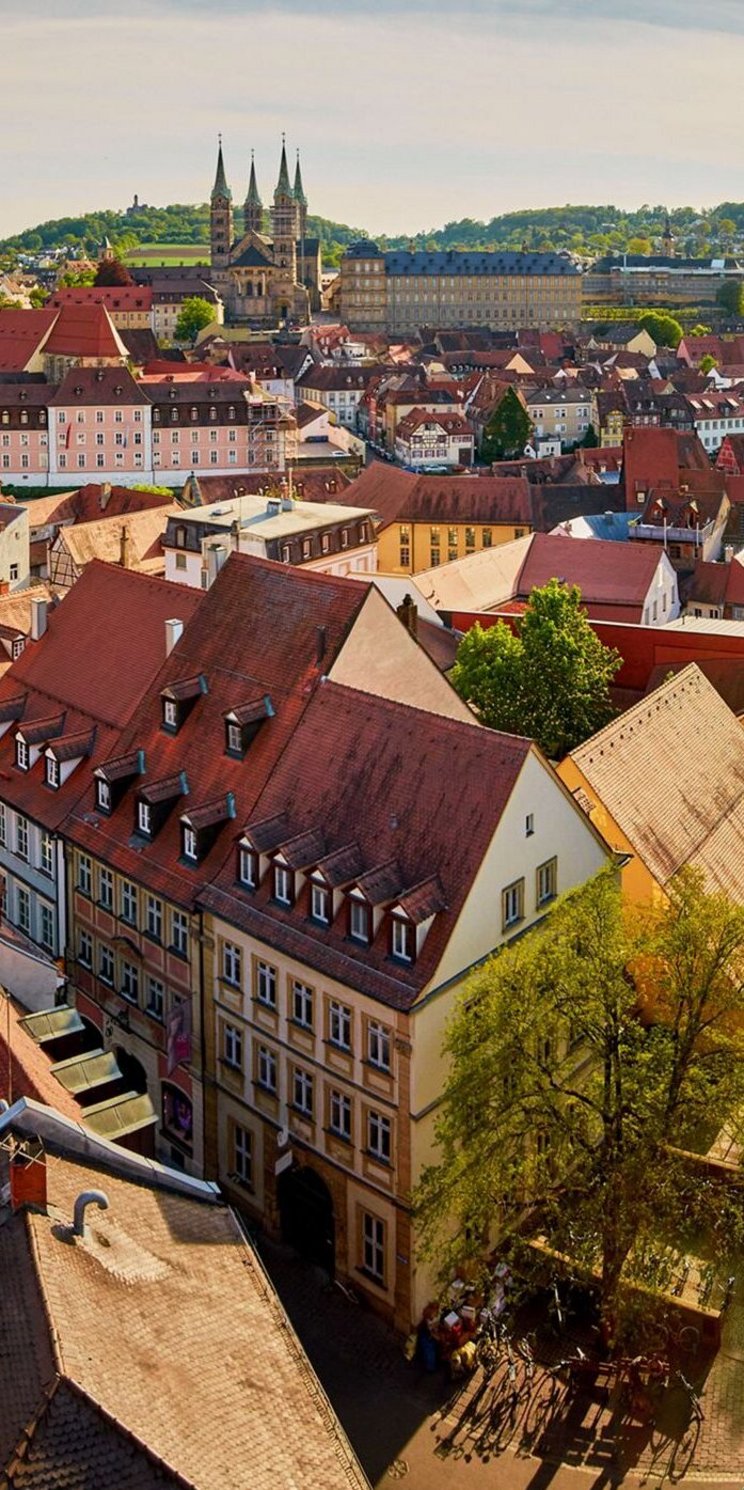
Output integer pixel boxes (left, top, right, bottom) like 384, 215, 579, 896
414, 867, 744, 1343
94, 257, 133, 287
627, 237, 651, 255
689, 324, 712, 337
56, 267, 96, 288
717, 280, 744, 317
636, 310, 684, 349
28, 287, 47, 309
580, 423, 599, 448
174, 295, 216, 343
700, 354, 718, 374
480, 387, 532, 462
451, 580, 621, 758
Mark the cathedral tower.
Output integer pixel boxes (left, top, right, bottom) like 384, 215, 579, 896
294, 151, 308, 244
271, 136, 298, 284
243, 151, 263, 237
210, 136, 233, 270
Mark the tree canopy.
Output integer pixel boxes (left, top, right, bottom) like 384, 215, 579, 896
717, 280, 744, 317
451, 580, 621, 759
174, 296, 216, 343
414, 868, 744, 1343
480, 388, 532, 462
636, 310, 684, 349
94, 257, 133, 287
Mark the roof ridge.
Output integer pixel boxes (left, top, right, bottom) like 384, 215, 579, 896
570, 661, 708, 761
319, 677, 533, 746
1, 1375, 62, 1485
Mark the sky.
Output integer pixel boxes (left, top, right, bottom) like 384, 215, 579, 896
2, 0, 744, 239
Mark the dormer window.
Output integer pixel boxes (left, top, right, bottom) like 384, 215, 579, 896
224, 696, 274, 757
137, 800, 152, 836
190, 406, 199, 421
182, 825, 199, 862
45, 755, 60, 790
391, 916, 414, 964
163, 698, 178, 730
96, 778, 111, 813
15, 737, 29, 771
311, 881, 331, 925
160, 676, 206, 734
175, 526, 187, 548
226, 721, 243, 754
273, 863, 294, 906
349, 898, 371, 945
239, 845, 258, 888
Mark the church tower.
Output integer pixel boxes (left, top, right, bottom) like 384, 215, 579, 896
271, 136, 298, 284
243, 151, 263, 237
210, 136, 233, 269
662, 214, 675, 259
294, 151, 308, 243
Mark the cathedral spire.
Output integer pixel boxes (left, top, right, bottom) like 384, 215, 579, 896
246, 150, 262, 208
276, 134, 291, 197
243, 150, 263, 236
293, 150, 307, 207
212, 135, 232, 201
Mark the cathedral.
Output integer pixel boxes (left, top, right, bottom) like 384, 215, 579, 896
209, 137, 322, 326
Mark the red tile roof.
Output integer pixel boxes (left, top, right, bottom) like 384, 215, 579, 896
49, 287, 153, 312
0, 309, 57, 372
337, 464, 532, 528
516, 532, 664, 611
200, 681, 534, 1009
42, 304, 127, 361
0, 995, 80, 1118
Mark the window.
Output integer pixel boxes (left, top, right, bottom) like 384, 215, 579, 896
182, 826, 198, 862
226, 721, 243, 755
96, 778, 111, 813
99, 944, 114, 984
0, 803, 7, 846
40, 903, 54, 950
293, 1066, 314, 1117
329, 1000, 351, 1051
120, 880, 137, 925
147, 977, 164, 1021
233, 1124, 253, 1186
367, 1021, 391, 1072
238, 845, 258, 888
77, 852, 91, 893
223, 1022, 243, 1069
398, 523, 410, 567
537, 857, 557, 906
502, 878, 524, 930
311, 882, 331, 925
273, 863, 293, 906
175, 553, 187, 571
15, 738, 28, 772
349, 898, 370, 945
146, 895, 162, 940
292, 979, 313, 1029
362, 1212, 385, 1285
16, 886, 30, 934
525, 813, 534, 837
78, 929, 92, 967
40, 832, 53, 877
162, 698, 178, 730
222, 941, 242, 987
9, 563, 18, 583
137, 800, 152, 836
391, 917, 414, 963
329, 1089, 352, 1141
368, 1110, 392, 1163
171, 909, 188, 956
257, 1044, 277, 1093
256, 960, 277, 1008
121, 961, 139, 1004
98, 867, 113, 911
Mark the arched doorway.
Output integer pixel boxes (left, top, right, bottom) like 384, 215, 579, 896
277, 1165, 335, 1277
114, 1046, 148, 1094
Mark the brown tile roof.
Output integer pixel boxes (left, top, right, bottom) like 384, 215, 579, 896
569, 664, 744, 896
517, 532, 663, 610
53, 505, 180, 574
0, 1137, 369, 1489
0, 310, 58, 373
644, 659, 744, 718
0, 998, 80, 1120
200, 681, 533, 1009
48, 287, 153, 312
337, 464, 532, 528
24, 485, 174, 532
42, 304, 128, 362
47, 366, 149, 408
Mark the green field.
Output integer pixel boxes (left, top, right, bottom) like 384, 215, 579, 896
125, 242, 209, 267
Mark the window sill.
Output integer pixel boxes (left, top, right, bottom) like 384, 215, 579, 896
355, 1265, 386, 1290
364, 1149, 392, 1168
325, 1039, 353, 1057
325, 1128, 353, 1147
219, 1057, 243, 1074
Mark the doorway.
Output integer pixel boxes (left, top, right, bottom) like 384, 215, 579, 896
277, 1165, 335, 1277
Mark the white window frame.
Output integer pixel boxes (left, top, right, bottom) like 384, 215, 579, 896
292, 980, 313, 1029
293, 1067, 313, 1118
256, 960, 277, 1008
367, 1021, 391, 1072
224, 1022, 243, 1069
330, 1089, 352, 1141
329, 1000, 351, 1051
368, 1110, 392, 1163
362, 1212, 385, 1285
257, 1044, 277, 1092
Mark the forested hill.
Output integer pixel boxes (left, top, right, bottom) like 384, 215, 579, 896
4, 201, 744, 266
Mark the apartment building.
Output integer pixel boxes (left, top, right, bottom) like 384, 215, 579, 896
525, 386, 593, 449
163, 493, 378, 588
339, 242, 583, 334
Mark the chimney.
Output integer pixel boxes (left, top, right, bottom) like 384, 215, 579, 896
119, 524, 132, 569
99, 482, 112, 512
206, 545, 228, 586
396, 593, 418, 638
725, 544, 734, 564
165, 617, 184, 655
30, 597, 48, 641
315, 624, 327, 666
10, 1135, 47, 1213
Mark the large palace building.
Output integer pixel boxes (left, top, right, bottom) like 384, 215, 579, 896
209, 138, 322, 326
337, 240, 583, 334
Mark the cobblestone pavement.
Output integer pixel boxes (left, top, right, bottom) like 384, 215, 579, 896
258, 1237, 744, 1488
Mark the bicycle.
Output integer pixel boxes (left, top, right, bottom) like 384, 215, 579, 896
646, 1314, 700, 1359
667, 1370, 704, 1483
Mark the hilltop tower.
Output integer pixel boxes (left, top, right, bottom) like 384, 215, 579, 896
662, 214, 675, 259
243, 151, 263, 237
210, 136, 233, 270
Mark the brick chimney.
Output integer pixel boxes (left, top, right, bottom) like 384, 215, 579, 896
396, 593, 418, 638
119, 525, 132, 569
10, 1135, 47, 1213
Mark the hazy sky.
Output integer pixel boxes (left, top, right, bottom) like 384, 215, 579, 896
2, 0, 744, 238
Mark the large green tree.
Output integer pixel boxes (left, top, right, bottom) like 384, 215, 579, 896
717, 280, 744, 317
480, 388, 532, 462
451, 580, 621, 758
636, 310, 684, 348
174, 295, 216, 343
414, 868, 744, 1342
